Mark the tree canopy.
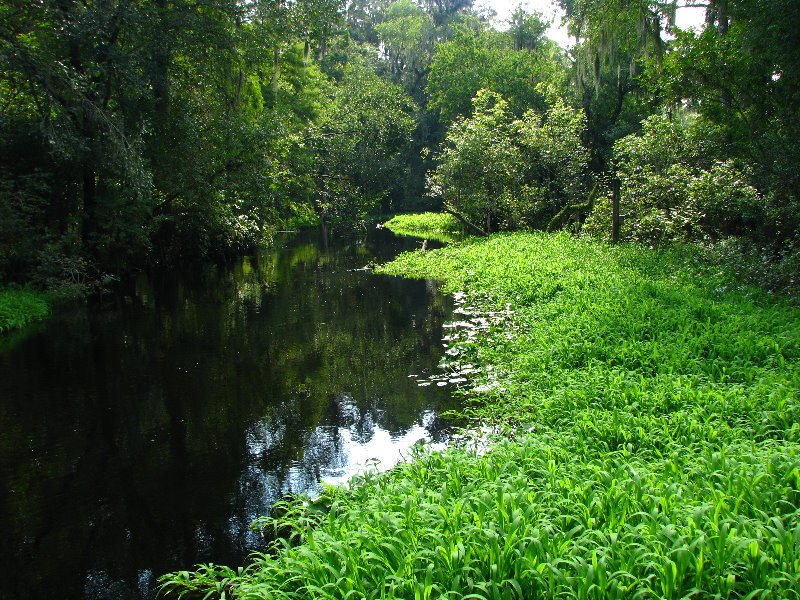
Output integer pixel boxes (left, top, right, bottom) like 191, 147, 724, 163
1, 0, 797, 292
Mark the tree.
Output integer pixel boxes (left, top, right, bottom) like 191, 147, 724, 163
419, 0, 474, 27
557, 0, 675, 169
508, 6, 548, 51
0, 0, 349, 284
514, 91, 591, 229
0, 0, 158, 279
345, 0, 390, 44
430, 90, 520, 231
654, 0, 800, 240
307, 61, 416, 223
427, 21, 566, 123
375, 0, 437, 104
431, 89, 589, 232
582, 112, 761, 244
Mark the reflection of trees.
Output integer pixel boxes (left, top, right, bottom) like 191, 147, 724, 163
0, 227, 455, 600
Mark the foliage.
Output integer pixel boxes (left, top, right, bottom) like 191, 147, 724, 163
630, 0, 800, 256
507, 7, 549, 51
3, 0, 797, 292
556, 0, 673, 170
558, 0, 676, 60
308, 61, 416, 224
0, 0, 571, 288
0, 170, 49, 282
431, 89, 589, 232
696, 235, 800, 300
383, 212, 462, 234
583, 112, 762, 245
546, 180, 600, 233
0, 287, 51, 333
654, 0, 800, 212
430, 91, 520, 232
512, 90, 591, 229
345, 0, 388, 45
428, 23, 565, 122
374, 0, 437, 103
161, 231, 800, 599
0, 0, 372, 285
382, 212, 465, 242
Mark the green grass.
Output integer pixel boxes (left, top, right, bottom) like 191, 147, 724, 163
382, 212, 464, 243
0, 286, 51, 333
160, 232, 800, 599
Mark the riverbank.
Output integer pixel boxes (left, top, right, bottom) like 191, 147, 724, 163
160, 229, 800, 599
0, 286, 51, 333
381, 213, 464, 244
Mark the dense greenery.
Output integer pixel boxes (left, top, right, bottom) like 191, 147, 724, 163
4, 0, 797, 295
0, 287, 51, 333
161, 230, 800, 598
427, 17, 566, 122
430, 89, 589, 232
4, 0, 800, 595
383, 212, 461, 234
381, 212, 463, 243
0, 0, 467, 289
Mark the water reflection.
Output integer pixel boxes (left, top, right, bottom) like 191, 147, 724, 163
0, 227, 456, 600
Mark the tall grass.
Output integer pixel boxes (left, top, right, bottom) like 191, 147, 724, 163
160, 231, 800, 599
0, 286, 51, 333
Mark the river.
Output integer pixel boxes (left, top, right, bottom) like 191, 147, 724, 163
0, 226, 458, 600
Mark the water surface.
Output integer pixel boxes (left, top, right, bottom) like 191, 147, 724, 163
0, 227, 456, 600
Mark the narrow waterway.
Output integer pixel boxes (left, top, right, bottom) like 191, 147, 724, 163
0, 227, 457, 600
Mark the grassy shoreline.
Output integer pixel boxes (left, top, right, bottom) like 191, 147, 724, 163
0, 286, 52, 334
161, 228, 800, 599
381, 212, 465, 244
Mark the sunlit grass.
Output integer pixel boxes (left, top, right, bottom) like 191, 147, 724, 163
382, 212, 464, 243
379, 232, 799, 436
160, 232, 800, 599
0, 286, 51, 333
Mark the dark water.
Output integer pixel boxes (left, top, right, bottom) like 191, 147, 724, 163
0, 227, 457, 600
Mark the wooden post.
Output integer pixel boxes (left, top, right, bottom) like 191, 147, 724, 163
611, 178, 620, 244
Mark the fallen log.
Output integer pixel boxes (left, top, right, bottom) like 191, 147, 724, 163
442, 205, 489, 237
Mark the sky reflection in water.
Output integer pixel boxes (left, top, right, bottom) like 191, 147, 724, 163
0, 227, 457, 600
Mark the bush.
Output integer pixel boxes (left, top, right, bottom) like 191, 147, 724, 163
584, 113, 762, 245
0, 171, 49, 282
0, 286, 51, 333
431, 89, 589, 233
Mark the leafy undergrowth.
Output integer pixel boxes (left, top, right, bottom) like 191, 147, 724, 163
0, 286, 51, 333
383, 212, 465, 243
160, 232, 800, 599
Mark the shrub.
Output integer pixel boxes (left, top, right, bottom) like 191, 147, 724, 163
431, 89, 589, 233
0, 286, 50, 333
584, 113, 762, 244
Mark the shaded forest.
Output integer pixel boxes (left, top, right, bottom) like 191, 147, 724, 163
1, 0, 798, 293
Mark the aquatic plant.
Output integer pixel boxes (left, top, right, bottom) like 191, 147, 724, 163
160, 231, 800, 599
382, 213, 464, 242
0, 286, 51, 333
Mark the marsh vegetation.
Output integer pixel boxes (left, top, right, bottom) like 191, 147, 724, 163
2, 0, 799, 598
161, 229, 800, 599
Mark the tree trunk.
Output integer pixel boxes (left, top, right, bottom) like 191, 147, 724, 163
611, 178, 621, 243
82, 157, 98, 247
442, 205, 489, 237
272, 47, 280, 95
153, 0, 170, 123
